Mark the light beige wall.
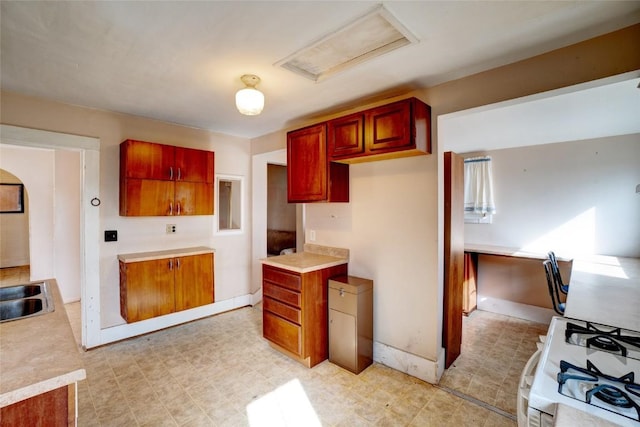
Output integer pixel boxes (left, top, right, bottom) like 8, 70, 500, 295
267, 164, 296, 232
250, 24, 640, 372
0, 91, 252, 328
0, 169, 29, 267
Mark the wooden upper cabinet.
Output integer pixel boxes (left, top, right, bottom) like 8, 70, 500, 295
120, 139, 214, 216
121, 139, 175, 180
327, 112, 365, 159
367, 99, 412, 152
175, 147, 214, 183
287, 124, 349, 203
328, 97, 431, 163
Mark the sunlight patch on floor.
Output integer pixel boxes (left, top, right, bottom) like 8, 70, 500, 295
246, 378, 321, 427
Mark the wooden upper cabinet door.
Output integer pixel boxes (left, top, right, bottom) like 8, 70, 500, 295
175, 253, 214, 311
327, 113, 365, 160
175, 147, 215, 183
366, 100, 413, 153
121, 179, 175, 216
123, 259, 175, 322
287, 124, 328, 202
121, 140, 175, 180
174, 182, 214, 215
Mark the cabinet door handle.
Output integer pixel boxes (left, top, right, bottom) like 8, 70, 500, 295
176, 258, 181, 269
169, 167, 174, 180
169, 202, 173, 216
177, 168, 181, 181
177, 202, 181, 216
169, 259, 173, 270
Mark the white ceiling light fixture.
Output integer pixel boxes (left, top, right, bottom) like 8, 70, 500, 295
235, 74, 264, 116
276, 5, 418, 82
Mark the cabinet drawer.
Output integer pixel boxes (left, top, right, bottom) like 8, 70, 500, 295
263, 297, 301, 324
263, 311, 302, 356
263, 266, 301, 291
263, 282, 301, 307
329, 287, 358, 315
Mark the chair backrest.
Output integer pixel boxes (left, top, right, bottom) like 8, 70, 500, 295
547, 251, 569, 294
543, 259, 564, 315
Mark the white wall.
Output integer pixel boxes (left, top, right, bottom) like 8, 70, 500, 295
305, 152, 442, 382
0, 145, 55, 282
0, 170, 29, 268
464, 134, 640, 258
0, 144, 84, 302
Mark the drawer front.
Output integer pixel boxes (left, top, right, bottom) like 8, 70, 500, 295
263, 282, 301, 307
329, 287, 358, 316
263, 266, 301, 291
263, 311, 302, 356
263, 297, 301, 324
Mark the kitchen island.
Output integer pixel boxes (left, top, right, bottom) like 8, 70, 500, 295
261, 244, 348, 367
0, 278, 86, 425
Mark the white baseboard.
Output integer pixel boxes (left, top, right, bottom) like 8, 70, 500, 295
373, 341, 445, 384
477, 294, 555, 324
95, 294, 253, 348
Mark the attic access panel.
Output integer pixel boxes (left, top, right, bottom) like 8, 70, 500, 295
276, 5, 418, 82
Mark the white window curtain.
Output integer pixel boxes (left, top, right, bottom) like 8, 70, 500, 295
464, 156, 496, 222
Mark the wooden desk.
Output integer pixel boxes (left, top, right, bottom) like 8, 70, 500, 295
564, 255, 640, 331
463, 244, 572, 316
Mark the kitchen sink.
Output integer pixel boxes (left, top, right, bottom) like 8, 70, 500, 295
0, 284, 42, 301
0, 282, 54, 322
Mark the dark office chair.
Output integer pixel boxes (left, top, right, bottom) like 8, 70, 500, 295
543, 259, 565, 315
547, 251, 569, 294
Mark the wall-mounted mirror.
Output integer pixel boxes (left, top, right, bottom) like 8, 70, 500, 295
217, 174, 243, 233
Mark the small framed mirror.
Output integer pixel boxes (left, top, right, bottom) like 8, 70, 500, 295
216, 174, 243, 233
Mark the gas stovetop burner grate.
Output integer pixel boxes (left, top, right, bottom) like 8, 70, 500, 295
558, 359, 640, 421
565, 321, 640, 359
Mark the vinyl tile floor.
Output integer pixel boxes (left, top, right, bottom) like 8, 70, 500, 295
1, 266, 545, 426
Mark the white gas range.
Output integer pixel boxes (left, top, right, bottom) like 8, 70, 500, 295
525, 316, 640, 426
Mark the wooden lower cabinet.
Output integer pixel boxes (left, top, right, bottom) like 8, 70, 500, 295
262, 263, 348, 367
1, 385, 73, 427
120, 252, 214, 323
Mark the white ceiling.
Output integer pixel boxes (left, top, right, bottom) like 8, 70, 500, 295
1, 1, 640, 140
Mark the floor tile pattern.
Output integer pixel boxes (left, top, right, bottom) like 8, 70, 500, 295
439, 310, 549, 415
1, 266, 542, 426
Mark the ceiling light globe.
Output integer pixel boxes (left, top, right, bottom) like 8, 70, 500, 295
235, 87, 264, 116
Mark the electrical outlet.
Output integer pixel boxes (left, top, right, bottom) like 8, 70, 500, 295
309, 229, 316, 241
104, 230, 117, 242
166, 224, 176, 234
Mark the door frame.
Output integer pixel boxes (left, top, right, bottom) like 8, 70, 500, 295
0, 124, 100, 348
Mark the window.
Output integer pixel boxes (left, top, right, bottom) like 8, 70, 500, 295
464, 156, 495, 224
216, 174, 243, 233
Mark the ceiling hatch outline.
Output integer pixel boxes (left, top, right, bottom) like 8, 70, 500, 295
275, 5, 419, 82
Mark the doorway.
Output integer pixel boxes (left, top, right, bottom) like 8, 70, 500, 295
0, 124, 100, 348
266, 164, 296, 256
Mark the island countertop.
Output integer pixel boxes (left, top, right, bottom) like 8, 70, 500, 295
261, 244, 349, 273
0, 279, 86, 408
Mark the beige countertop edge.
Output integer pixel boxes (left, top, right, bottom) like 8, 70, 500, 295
118, 246, 215, 263
0, 369, 86, 408
261, 253, 348, 274
0, 279, 85, 408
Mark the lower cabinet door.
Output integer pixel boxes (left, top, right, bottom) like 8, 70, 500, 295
123, 259, 175, 322
329, 308, 357, 372
263, 310, 302, 356
174, 253, 214, 311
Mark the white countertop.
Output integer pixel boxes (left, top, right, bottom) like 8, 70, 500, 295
464, 243, 572, 261
564, 255, 640, 331
0, 279, 86, 407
